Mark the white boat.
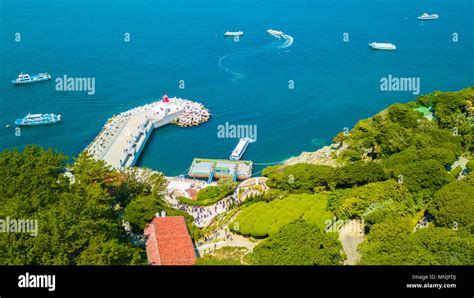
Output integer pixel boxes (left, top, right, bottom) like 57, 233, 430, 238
368, 42, 397, 50
267, 29, 284, 36
224, 31, 244, 37
12, 72, 51, 84
230, 138, 250, 160
15, 113, 61, 126
418, 13, 438, 20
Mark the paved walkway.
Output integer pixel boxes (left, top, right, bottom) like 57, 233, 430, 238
196, 235, 257, 256
163, 177, 267, 256
163, 193, 240, 228
450, 156, 469, 178
338, 220, 365, 265
164, 177, 267, 227
194, 205, 260, 256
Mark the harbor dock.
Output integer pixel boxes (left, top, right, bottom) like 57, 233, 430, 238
85, 96, 210, 169
188, 158, 253, 183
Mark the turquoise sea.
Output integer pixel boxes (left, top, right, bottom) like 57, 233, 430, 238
1, 0, 473, 176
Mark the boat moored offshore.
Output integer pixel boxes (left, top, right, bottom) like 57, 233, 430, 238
11, 72, 52, 85
267, 29, 284, 36
224, 31, 244, 37
368, 42, 397, 50
15, 113, 62, 126
418, 13, 438, 20
230, 138, 250, 160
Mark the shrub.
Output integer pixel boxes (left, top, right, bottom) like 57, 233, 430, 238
334, 180, 414, 219
264, 163, 335, 193
428, 179, 474, 230
334, 161, 389, 189
231, 194, 333, 237
466, 160, 474, 171
246, 220, 343, 265
123, 195, 163, 233
177, 178, 237, 206
450, 166, 462, 179
394, 159, 453, 201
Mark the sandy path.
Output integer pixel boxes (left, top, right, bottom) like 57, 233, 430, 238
338, 220, 365, 265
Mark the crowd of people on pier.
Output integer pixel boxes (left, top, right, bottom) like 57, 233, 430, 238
86, 117, 127, 159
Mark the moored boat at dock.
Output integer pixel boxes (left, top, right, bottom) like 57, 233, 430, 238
368, 42, 397, 50
11, 72, 51, 85
15, 113, 61, 126
230, 137, 250, 160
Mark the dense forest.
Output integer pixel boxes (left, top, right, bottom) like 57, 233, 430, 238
211, 87, 474, 265
1, 87, 473, 265
0, 147, 201, 265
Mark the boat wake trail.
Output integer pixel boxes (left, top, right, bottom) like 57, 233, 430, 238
279, 34, 294, 49
218, 53, 247, 83
218, 33, 293, 82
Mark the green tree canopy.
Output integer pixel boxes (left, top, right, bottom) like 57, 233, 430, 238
263, 163, 335, 193
0, 145, 144, 265
330, 180, 414, 219
247, 220, 343, 265
394, 159, 453, 201
334, 161, 388, 189
123, 194, 164, 233
428, 177, 474, 232
360, 224, 474, 265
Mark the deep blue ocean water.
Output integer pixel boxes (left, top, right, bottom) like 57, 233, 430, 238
1, 0, 473, 176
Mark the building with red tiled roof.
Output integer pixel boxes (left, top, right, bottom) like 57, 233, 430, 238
144, 215, 196, 265
185, 188, 198, 201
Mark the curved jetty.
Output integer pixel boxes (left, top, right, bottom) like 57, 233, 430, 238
85, 96, 210, 169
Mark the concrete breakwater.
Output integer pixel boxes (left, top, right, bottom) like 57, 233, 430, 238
173, 100, 211, 127
85, 96, 210, 169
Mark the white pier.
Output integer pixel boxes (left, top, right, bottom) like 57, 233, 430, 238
85, 97, 209, 169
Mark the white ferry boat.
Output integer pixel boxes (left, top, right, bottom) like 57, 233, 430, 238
418, 13, 438, 20
230, 138, 250, 160
15, 113, 61, 126
12, 72, 51, 85
267, 29, 284, 36
368, 42, 397, 50
224, 31, 244, 37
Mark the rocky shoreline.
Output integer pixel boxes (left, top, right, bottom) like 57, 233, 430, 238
284, 142, 347, 167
